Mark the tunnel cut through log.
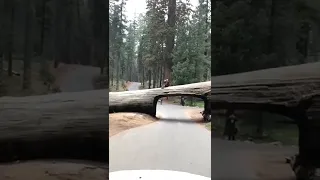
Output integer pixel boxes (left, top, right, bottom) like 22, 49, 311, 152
109, 81, 211, 116
153, 94, 209, 114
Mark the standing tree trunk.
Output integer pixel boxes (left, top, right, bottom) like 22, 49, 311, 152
129, 63, 132, 81
164, 0, 176, 81
116, 0, 124, 91
65, 6, 72, 64
4, 0, 15, 77
53, 0, 62, 68
22, 0, 34, 90
116, 55, 120, 91
0, 0, 4, 94
148, 69, 151, 89
110, 59, 114, 86
39, 0, 46, 56
152, 67, 156, 88
268, 0, 275, 54
142, 67, 145, 88
256, 112, 264, 138
159, 65, 162, 87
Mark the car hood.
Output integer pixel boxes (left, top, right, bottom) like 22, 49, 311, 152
110, 170, 211, 180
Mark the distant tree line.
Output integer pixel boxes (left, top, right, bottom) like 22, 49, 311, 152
0, 0, 108, 94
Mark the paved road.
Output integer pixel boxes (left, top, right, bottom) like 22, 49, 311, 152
109, 82, 211, 178
59, 65, 100, 92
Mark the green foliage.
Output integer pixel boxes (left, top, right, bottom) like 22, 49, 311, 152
212, 0, 319, 76
109, 0, 212, 87
172, 0, 211, 84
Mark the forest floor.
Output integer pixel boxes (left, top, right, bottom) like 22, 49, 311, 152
185, 108, 211, 131
2, 59, 71, 96
109, 80, 130, 92
109, 113, 157, 137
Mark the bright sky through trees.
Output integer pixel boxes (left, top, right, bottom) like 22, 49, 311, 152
125, 0, 199, 21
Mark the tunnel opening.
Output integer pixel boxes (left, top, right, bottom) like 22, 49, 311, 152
154, 94, 208, 122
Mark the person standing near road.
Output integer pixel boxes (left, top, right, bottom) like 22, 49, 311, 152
162, 79, 170, 100
228, 113, 238, 140
180, 96, 185, 106
164, 79, 170, 88
225, 109, 238, 141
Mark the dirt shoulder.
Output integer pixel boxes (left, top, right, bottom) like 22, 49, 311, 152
254, 150, 296, 180
109, 113, 157, 137
0, 160, 108, 180
185, 108, 203, 122
184, 108, 211, 130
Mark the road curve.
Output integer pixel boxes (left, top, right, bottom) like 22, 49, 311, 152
109, 82, 211, 178
127, 82, 141, 91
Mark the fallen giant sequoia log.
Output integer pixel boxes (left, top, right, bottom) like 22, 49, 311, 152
109, 81, 211, 116
0, 90, 108, 163
210, 62, 320, 117
109, 62, 320, 118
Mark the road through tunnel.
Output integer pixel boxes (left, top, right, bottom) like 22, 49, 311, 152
153, 94, 209, 121
109, 81, 211, 117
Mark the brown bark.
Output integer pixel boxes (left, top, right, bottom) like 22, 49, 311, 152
4, 0, 14, 77
164, 0, 176, 81
148, 70, 151, 89
0, 0, 3, 92
267, 0, 275, 54
53, 0, 62, 68
39, 0, 46, 56
22, 0, 34, 90
0, 90, 108, 163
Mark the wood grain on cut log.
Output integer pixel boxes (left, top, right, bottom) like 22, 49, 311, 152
0, 89, 108, 163
109, 81, 211, 116
210, 62, 320, 117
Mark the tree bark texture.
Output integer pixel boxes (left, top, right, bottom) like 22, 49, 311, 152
210, 62, 320, 118
0, 90, 108, 163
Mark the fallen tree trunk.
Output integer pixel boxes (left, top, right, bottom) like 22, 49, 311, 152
210, 62, 320, 116
109, 81, 211, 116
109, 62, 320, 117
0, 90, 108, 163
